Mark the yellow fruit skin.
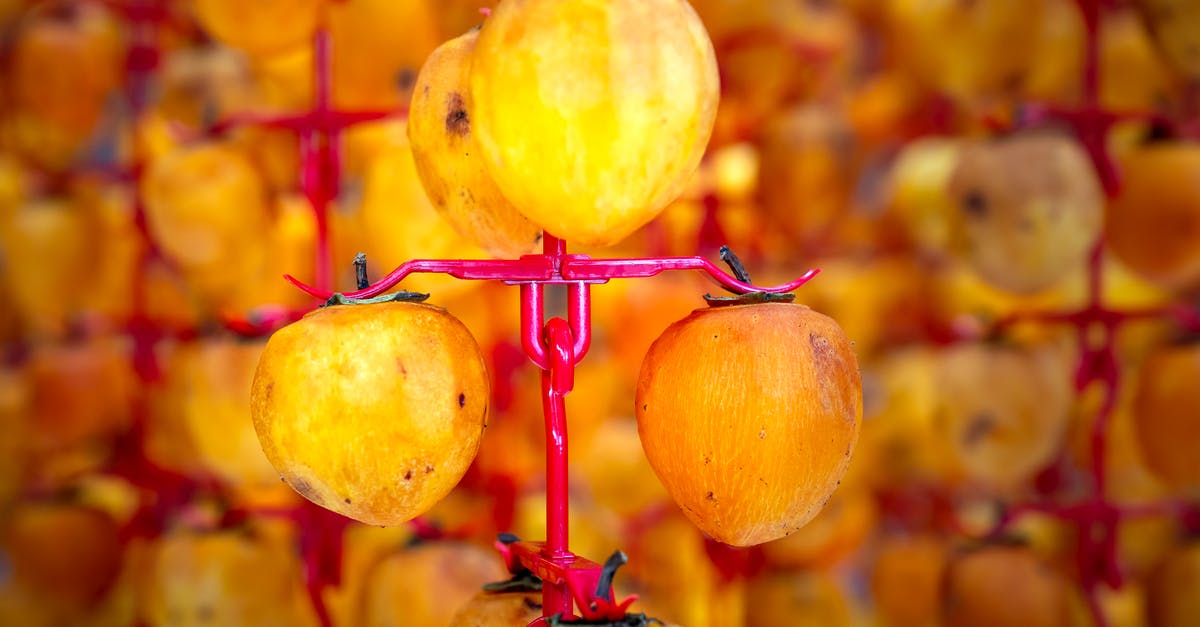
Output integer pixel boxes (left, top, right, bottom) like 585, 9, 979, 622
145, 529, 314, 627
636, 303, 862, 546
140, 142, 272, 311
251, 301, 489, 526
932, 342, 1072, 493
947, 133, 1104, 295
357, 542, 506, 627
470, 0, 720, 246
407, 29, 543, 258
192, 0, 319, 58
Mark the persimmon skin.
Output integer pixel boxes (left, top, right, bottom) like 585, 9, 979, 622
1133, 343, 1200, 489
1106, 143, 1200, 293
251, 301, 489, 526
470, 0, 719, 246
941, 544, 1075, 627
448, 590, 543, 627
636, 303, 862, 547
407, 28, 542, 258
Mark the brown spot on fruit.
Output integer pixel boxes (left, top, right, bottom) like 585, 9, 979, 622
961, 189, 988, 217
445, 93, 470, 136
396, 360, 407, 376
458, 393, 466, 407
404, 470, 413, 481
425, 465, 434, 474
344, 498, 351, 505
963, 411, 997, 448
287, 476, 323, 506
706, 491, 716, 501
523, 598, 542, 611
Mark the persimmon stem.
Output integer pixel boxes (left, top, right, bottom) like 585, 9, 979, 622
718, 245, 752, 283
354, 252, 369, 289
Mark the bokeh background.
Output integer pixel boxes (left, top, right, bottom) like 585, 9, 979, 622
0, 0, 1199, 625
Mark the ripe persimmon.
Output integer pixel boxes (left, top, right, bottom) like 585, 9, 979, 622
941, 543, 1076, 627
192, 0, 319, 59
470, 0, 719, 246
407, 28, 542, 258
356, 541, 506, 627
871, 534, 948, 627
1132, 341, 1200, 489
449, 589, 543, 627
1146, 540, 1200, 627
251, 300, 489, 526
931, 341, 1073, 493
636, 302, 861, 546
946, 132, 1104, 295
2, 501, 122, 610
1106, 142, 1200, 293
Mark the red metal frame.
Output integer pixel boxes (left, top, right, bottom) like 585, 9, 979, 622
288, 233, 818, 622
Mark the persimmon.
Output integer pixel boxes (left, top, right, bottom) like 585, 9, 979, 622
931, 341, 1073, 493
0, 367, 28, 510
191, 0, 319, 59
2, 500, 122, 609
885, 0, 1041, 102
1132, 341, 1200, 489
449, 589, 543, 626
140, 141, 273, 312
941, 543, 1076, 627
145, 526, 315, 627
871, 534, 949, 627
407, 28, 542, 258
690, 0, 858, 143
27, 337, 131, 461
580, 417, 670, 517
327, 0, 440, 110
251, 300, 489, 526
636, 302, 861, 546
744, 570, 851, 627
623, 510, 717, 627
0, 196, 96, 340
946, 132, 1104, 295
756, 104, 855, 245
6, 2, 124, 170
168, 338, 279, 489
1106, 142, 1200, 293
1137, 0, 1200, 81
1146, 541, 1200, 627
470, 0, 719, 246
356, 541, 506, 627
356, 132, 489, 298
887, 137, 964, 256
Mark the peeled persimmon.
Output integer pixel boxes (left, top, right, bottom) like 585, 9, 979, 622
1106, 142, 1200, 293
1132, 341, 1200, 489
2, 501, 122, 610
636, 302, 861, 546
931, 341, 1073, 493
871, 534, 948, 627
470, 0, 719, 246
1137, 0, 1200, 81
251, 300, 489, 526
946, 132, 1104, 295
1146, 541, 1200, 627
407, 28, 542, 258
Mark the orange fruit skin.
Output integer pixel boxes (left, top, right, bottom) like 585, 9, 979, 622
941, 544, 1076, 627
356, 541, 507, 627
635, 303, 862, 546
1106, 143, 1200, 293
1146, 541, 1200, 627
1133, 342, 1200, 489
870, 534, 948, 627
251, 301, 489, 526
192, 0, 319, 59
448, 590, 544, 626
2, 502, 122, 609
